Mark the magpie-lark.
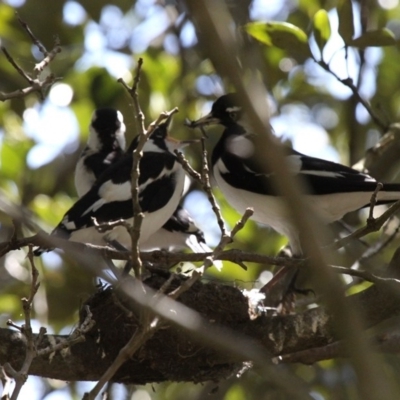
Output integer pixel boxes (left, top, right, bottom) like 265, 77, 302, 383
190, 93, 400, 256
72, 108, 211, 253
34, 116, 188, 255
75, 108, 126, 197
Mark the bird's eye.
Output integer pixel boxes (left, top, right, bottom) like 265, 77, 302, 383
229, 112, 237, 121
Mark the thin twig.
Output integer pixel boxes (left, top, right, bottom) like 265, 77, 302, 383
37, 306, 95, 357
0, 74, 58, 102
9, 246, 40, 400
174, 150, 202, 180
92, 218, 131, 234
34, 37, 61, 73
175, 148, 227, 237
118, 58, 146, 136
200, 137, 227, 236
118, 59, 146, 278
0, 16, 61, 102
315, 58, 387, 131
331, 200, 400, 250
1, 47, 33, 84
368, 183, 383, 222
330, 265, 400, 286
359, 222, 400, 264
17, 15, 48, 55
169, 208, 254, 298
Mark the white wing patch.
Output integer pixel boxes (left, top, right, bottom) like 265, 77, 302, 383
98, 180, 131, 202
63, 220, 76, 230
216, 159, 229, 174
286, 155, 302, 174
82, 198, 106, 216
227, 135, 254, 158
300, 170, 345, 178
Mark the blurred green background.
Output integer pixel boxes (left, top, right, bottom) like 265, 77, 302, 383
2, 0, 400, 398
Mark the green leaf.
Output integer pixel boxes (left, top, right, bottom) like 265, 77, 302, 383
0, 141, 23, 179
350, 28, 396, 48
313, 9, 331, 54
337, 0, 354, 44
245, 21, 311, 59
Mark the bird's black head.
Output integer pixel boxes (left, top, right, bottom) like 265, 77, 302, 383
89, 108, 126, 151
129, 112, 196, 154
126, 120, 170, 153
189, 93, 243, 128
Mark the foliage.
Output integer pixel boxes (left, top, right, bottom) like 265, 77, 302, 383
2, 0, 400, 399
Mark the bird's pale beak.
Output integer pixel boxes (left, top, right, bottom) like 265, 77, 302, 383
185, 112, 220, 128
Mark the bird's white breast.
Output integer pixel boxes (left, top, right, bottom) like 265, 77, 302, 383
75, 157, 95, 197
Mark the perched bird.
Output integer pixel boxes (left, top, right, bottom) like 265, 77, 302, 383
73, 108, 211, 254
141, 205, 212, 253
189, 93, 400, 256
34, 116, 187, 255
75, 108, 126, 198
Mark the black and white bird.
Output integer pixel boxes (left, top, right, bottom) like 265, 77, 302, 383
140, 205, 212, 253
72, 108, 211, 254
190, 93, 400, 256
34, 116, 188, 255
75, 108, 126, 198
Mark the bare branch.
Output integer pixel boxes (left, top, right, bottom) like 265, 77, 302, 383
7, 246, 40, 400
1, 46, 33, 84
118, 58, 145, 136
315, 59, 388, 131
17, 15, 48, 55
331, 200, 400, 250
34, 37, 61, 73
200, 138, 227, 236
118, 59, 147, 279
0, 16, 61, 102
368, 182, 383, 222
117, 61, 179, 279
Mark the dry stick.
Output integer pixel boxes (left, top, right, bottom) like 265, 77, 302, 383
118, 59, 146, 279
0, 74, 57, 102
169, 208, 254, 299
329, 265, 400, 285
0, 232, 302, 267
17, 14, 62, 73
92, 218, 131, 234
368, 182, 383, 222
0, 17, 61, 102
4, 235, 400, 286
331, 200, 400, 250
34, 37, 61, 73
278, 331, 400, 365
316, 59, 387, 131
174, 147, 251, 275
17, 15, 48, 55
5, 246, 40, 400
3, 247, 94, 400
174, 149, 227, 238
118, 61, 179, 278
200, 138, 227, 236
276, 341, 342, 365
37, 306, 95, 357
359, 223, 400, 264
1, 46, 33, 84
